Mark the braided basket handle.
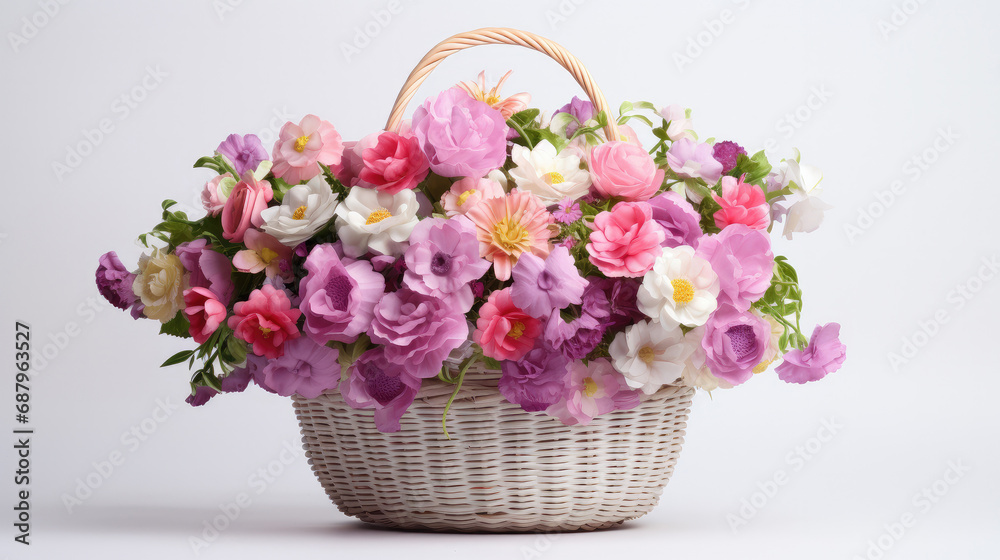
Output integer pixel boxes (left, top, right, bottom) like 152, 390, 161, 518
385, 27, 619, 141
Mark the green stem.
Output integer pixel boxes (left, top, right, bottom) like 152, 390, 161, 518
506, 118, 534, 149
441, 357, 475, 440
649, 138, 665, 155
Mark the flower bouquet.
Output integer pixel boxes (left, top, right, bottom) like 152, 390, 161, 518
97, 29, 845, 532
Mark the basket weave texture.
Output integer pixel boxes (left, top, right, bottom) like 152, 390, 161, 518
292, 364, 694, 532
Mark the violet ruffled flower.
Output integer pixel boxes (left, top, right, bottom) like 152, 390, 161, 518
584, 277, 644, 329
175, 239, 234, 305
695, 224, 774, 312
412, 88, 509, 178
96, 251, 137, 311
511, 246, 588, 318
246, 354, 275, 394
340, 347, 420, 433
185, 385, 217, 407
220, 367, 252, 393
712, 140, 747, 174
217, 133, 268, 177
543, 312, 605, 361
554, 96, 595, 137
776, 323, 846, 384
368, 288, 470, 378
262, 336, 341, 399
499, 348, 570, 412
403, 217, 490, 313
299, 244, 385, 345
647, 191, 703, 248
702, 305, 771, 386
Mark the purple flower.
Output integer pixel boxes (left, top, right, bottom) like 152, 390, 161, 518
499, 348, 570, 412
776, 323, 846, 384
543, 312, 605, 361
340, 347, 420, 433
403, 217, 490, 312
712, 140, 747, 174
666, 138, 724, 186
552, 197, 583, 224
96, 251, 137, 310
412, 88, 509, 178
696, 224, 774, 311
185, 385, 217, 407
702, 305, 770, 386
220, 367, 251, 393
262, 336, 341, 399
175, 239, 234, 305
647, 191, 703, 248
584, 277, 644, 329
368, 288, 469, 378
511, 246, 588, 318
217, 133, 268, 177
246, 354, 275, 394
554, 96, 595, 137
299, 244, 385, 345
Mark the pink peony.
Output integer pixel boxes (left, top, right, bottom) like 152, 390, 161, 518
546, 358, 641, 426
589, 141, 664, 201
221, 171, 273, 243
411, 88, 509, 179
586, 202, 665, 277
474, 288, 542, 362
233, 229, 293, 280
340, 347, 420, 433
696, 224, 774, 311
712, 175, 770, 230
403, 217, 490, 312
299, 244, 385, 345
702, 305, 771, 386
667, 138, 724, 186
271, 114, 344, 185
368, 289, 470, 378
201, 172, 233, 216
227, 284, 301, 360
441, 176, 506, 217
776, 323, 847, 384
183, 287, 227, 344
357, 130, 430, 194
262, 336, 341, 399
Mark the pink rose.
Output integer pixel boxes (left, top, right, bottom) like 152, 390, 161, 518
589, 141, 665, 201
474, 288, 542, 362
357, 131, 429, 194
227, 284, 301, 360
412, 88, 509, 178
183, 287, 227, 344
221, 171, 273, 243
586, 202, 665, 277
201, 172, 233, 216
712, 175, 770, 230
271, 114, 344, 185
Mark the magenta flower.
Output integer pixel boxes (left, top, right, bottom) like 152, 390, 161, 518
702, 305, 771, 386
552, 197, 582, 224
340, 347, 421, 433
586, 201, 665, 277
228, 284, 301, 360
411, 88, 509, 178
667, 138, 724, 185
511, 246, 588, 318
712, 175, 770, 231
368, 288, 469, 378
186, 385, 217, 407
403, 217, 490, 312
183, 287, 227, 344
220, 367, 251, 393
546, 358, 641, 426
474, 288, 542, 362
776, 323, 847, 384
499, 348, 569, 412
96, 251, 137, 311
584, 277, 644, 329
357, 130, 430, 194
647, 191, 703, 248
712, 140, 747, 174
262, 336, 340, 399
217, 133, 268, 177
696, 224, 774, 311
271, 114, 344, 185
175, 239, 234, 305
299, 244, 385, 345
543, 312, 605, 361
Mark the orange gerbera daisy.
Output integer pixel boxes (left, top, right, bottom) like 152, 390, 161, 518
465, 190, 555, 281
457, 70, 531, 119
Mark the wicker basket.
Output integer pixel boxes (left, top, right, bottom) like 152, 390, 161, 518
292, 28, 695, 532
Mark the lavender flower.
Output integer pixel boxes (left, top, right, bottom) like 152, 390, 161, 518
340, 347, 420, 433
217, 133, 268, 176
403, 217, 490, 313
776, 323, 847, 384
552, 197, 583, 224
554, 96, 595, 137
511, 246, 588, 318
499, 348, 570, 412
647, 191, 703, 248
368, 289, 470, 379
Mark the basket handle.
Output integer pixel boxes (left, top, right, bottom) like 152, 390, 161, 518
385, 27, 619, 141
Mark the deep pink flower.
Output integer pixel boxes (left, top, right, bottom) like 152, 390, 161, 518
546, 358, 641, 426
299, 243, 384, 345
221, 171, 273, 243
411, 88, 509, 178
340, 347, 420, 433
712, 140, 747, 173
368, 289, 469, 378
702, 305, 771, 386
175, 239, 234, 305
357, 130, 430, 194
647, 191, 703, 248
696, 224, 774, 311
667, 138, 724, 185
586, 202, 665, 277
96, 251, 137, 311
712, 175, 770, 230
227, 284, 301, 360
511, 246, 587, 318
403, 217, 490, 312
183, 287, 227, 344
589, 141, 664, 201
271, 114, 344, 185
261, 336, 340, 398
776, 323, 847, 384
474, 288, 542, 361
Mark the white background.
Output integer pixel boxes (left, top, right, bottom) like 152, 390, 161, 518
1, 0, 998, 558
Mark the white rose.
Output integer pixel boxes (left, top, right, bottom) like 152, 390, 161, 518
333, 187, 419, 257
260, 175, 339, 247
508, 140, 591, 204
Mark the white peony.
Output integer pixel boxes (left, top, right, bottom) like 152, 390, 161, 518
638, 246, 719, 328
679, 326, 732, 392
261, 175, 339, 247
610, 320, 691, 394
333, 186, 419, 257
508, 140, 591, 204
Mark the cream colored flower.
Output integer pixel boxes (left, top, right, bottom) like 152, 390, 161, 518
509, 140, 591, 204
260, 175, 339, 247
133, 248, 189, 323
638, 245, 719, 328
609, 320, 690, 394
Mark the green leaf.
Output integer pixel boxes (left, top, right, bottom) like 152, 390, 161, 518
271, 178, 294, 203
481, 356, 502, 370
161, 199, 178, 211
618, 101, 634, 116
225, 336, 247, 365
508, 108, 540, 129
534, 128, 569, 153
161, 350, 194, 368
159, 313, 192, 339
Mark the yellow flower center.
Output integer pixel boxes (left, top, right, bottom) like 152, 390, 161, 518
492, 217, 529, 254
486, 94, 501, 106
508, 321, 525, 340
753, 359, 774, 374
543, 171, 565, 185
259, 326, 272, 338
292, 205, 307, 220
671, 278, 695, 304
365, 207, 392, 225
638, 346, 656, 364
619, 134, 629, 142
260, 247, 279, 265
457, 189, 476, 205
293, 135, 310, 152
582, 377, 599, 398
